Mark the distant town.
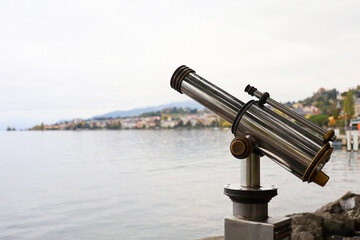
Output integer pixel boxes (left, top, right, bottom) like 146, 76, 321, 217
29, 108, 222, 131
6, 85, 360, 131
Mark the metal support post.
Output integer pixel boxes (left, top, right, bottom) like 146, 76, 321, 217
224, 152, 291, 240
353, 130, 359, 152
241, 153, 260, 188
347, 130, 352, 151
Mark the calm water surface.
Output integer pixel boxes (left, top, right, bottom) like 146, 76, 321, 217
0, 130, 359, 240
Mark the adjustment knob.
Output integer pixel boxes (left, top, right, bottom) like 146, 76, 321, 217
230, 137, 253, 159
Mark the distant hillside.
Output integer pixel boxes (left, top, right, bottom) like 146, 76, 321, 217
297, 86, 359, 116
299, 88, 338, 116
92, 100, 204, 119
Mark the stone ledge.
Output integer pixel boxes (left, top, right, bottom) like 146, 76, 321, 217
289, 192, 360, 240
200, 192, 360, 240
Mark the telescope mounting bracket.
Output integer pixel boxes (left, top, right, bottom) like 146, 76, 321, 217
225, 137, 291, 240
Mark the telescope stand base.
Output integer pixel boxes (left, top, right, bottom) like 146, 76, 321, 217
224, 216, 291, 240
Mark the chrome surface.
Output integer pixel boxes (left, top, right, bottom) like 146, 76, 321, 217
262, 106, 324, 146
180, 72, 328, 181
233, 202, 268, 221
236, 103, 324, 179
241, 153, 260, 188
253, 88, 329, 139
181, 72, 244, 123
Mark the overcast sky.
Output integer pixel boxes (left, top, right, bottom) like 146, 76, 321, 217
0, 0, 359, 129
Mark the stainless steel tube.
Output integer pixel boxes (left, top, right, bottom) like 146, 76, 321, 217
233, 202, 268, 221
176, 68, 322, 157
267, 97, 327, 136
241, 153, 260, 188
176, 69, 244, 123
170, 66, 333, 186
261, 106, 324, 146
235, 103, 318, 180
247, 86, 336, 142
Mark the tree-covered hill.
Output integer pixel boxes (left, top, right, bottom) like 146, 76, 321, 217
299, 88, 338, 116
298, 85, 359, 117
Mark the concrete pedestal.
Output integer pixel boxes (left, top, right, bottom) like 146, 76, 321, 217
224, 216, 291, 240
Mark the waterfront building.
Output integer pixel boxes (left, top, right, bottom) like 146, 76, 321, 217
122, 118, 138, 129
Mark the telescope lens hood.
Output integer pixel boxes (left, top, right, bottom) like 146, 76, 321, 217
170, 65, 195, 94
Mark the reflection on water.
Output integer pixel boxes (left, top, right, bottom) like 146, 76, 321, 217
0, 130, 359, 240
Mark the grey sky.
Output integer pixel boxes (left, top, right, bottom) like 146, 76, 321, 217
1, 0, 359, 129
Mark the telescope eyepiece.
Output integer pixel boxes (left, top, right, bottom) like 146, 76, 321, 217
244, 84, 257, 96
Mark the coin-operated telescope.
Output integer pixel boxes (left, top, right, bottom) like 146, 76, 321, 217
170, 65, 336, 240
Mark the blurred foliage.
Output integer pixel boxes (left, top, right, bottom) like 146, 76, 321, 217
344, 90, 355, 118
308, 114, 329, 127
32, 122, 45, 130
106, 121, 122, 130
300, 88, 337, 116
162, 107, 198, 114
139, 111, 161, 117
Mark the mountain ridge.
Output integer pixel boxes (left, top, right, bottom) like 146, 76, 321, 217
92, 100, 204, 119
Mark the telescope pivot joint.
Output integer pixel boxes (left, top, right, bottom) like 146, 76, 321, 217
230, 137, 253, 159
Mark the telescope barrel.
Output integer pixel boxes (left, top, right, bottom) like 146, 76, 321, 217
170, 65, 333, 187
180, 72, 322, 154
170, 65, 245, 124
245, 85, 336, 143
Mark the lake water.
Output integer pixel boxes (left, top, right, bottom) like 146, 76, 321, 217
0, 130, 359, 240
